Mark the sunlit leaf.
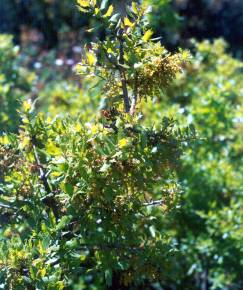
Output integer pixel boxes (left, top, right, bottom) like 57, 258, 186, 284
124, 17, 134, 27
142, 30, 153, 42
104, 5, 113, 17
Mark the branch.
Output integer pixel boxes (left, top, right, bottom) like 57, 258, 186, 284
32, 143, 51, 193
0, 202, 17, 210
142, 199, 164, 207
117, 28, 130, 113
31, 136, 59, 218
76, 243, 143, 253
130, 74, 138, 115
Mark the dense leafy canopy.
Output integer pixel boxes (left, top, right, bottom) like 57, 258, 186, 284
143, 39, 243, 289
0, 1, 242, 290
0, 1, 194, 289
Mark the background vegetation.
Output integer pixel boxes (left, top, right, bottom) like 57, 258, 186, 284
0, 0, 242, 289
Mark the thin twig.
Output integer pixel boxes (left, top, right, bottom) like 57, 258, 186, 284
32, 143, 51, 193
142, 199, 164, 207
0, 203, 17, 210
76, 243, 143, 253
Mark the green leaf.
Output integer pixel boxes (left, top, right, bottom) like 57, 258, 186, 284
66, 238, 78, 249
104, 5, 113, 18
56, 215, 72, 231
61, 183, 74, 195
124, 17, 134, 27
109, 13, 120, 23
100, 0, 109, 10
105, 269, 112, 286
149, 225, 156, 238
142, 30, 154, 42
77, 0, 90, 8
99, 163, 111, 172
131, 2, 139, 15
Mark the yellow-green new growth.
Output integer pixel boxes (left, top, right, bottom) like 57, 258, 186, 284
76, 0, 190, 114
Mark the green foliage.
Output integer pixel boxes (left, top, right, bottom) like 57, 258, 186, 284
76, 0, 189, 113
0, 1, 242, 289
38, 79, 101, 121
0, 1, 194, 289
176, 39, 243, 289
0, 35, 35, 133
145, 0, 181, 45
143, 39, 243, 288
0, 109, 193, 288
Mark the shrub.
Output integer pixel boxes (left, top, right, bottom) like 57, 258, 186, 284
143, 39, 243, 288
175, 39, 243, 289
0, 34, 35, 133
0, 1, 193, 289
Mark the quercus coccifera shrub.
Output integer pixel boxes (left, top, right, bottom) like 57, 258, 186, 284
173, 40, 243, 289
141, 39, 243, 288
0, 1, 194, 289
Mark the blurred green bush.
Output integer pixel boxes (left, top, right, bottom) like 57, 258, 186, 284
1, 0, 242, 55
142, 38, 243, 288
0, 35, 36, 133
